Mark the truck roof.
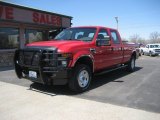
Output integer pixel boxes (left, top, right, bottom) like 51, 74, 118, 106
147, 44, 160, 45
70, 26, 117, 31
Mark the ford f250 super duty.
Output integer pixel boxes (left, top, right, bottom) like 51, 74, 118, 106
14, 26, 137, 92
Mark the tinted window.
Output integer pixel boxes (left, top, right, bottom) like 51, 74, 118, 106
111, 31, 120, 44
97, 29, 110, 45
150, 45, 160, 48
55, 28, 96, 42
97, 29, 109, 40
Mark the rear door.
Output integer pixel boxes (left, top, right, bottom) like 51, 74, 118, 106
110, 30, 123, 65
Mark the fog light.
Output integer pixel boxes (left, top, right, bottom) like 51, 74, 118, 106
62, 61, 67, 67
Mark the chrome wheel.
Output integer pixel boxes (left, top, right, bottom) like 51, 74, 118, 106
68, 64, 92, 92
78, 70, 89, 88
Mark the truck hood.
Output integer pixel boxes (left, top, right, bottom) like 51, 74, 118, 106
26, 40, 90, 52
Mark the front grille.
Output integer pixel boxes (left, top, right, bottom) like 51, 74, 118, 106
155, 49, 160, 52
42, 50, 57, 67
17, 47, 67, 72
19, 50, 41, 66
24, 52, 33, 65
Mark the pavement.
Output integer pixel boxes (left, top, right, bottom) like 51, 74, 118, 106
0, 81, 160, 120
1, 56, 160, 113
0, 55, 160, 120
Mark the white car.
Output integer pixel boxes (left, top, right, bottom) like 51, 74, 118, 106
141, 44, 160, 56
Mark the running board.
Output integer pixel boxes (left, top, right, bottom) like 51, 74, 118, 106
95, 65, 128, 76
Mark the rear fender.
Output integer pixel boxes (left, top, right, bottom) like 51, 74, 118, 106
132, 50, 137, 59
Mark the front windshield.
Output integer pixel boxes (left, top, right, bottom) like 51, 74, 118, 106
54, 28, 96, 42
150, 45, 160, 48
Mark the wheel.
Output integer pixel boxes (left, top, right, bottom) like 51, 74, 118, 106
149, 52, 152, 57
68, 64, 92, 92
141, 50, 144, 55
144, 52, 147, 56
126, 56, 136, 72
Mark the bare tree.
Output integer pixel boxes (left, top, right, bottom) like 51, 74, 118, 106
137, 39, 146, 45
129, 34, 146, 44
149, 31, 160, 43
130, 34, 140, 43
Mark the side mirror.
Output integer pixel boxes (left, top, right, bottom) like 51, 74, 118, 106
96, 36, 111, 46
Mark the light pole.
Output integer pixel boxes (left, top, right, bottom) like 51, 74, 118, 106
115, 17, 118, 30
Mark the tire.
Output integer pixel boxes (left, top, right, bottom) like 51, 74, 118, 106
149, 52, 152, 57
68, 64, 92, 92
141, 50, 144, 55
126, 56, 136, 72
144, 52, 147, 56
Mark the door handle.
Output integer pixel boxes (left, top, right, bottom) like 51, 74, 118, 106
111, 47, 114, 51
90, 48, 96, 53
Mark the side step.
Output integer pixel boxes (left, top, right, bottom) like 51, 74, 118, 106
95, 64, 128, 76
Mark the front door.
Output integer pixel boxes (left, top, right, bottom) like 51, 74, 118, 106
94, 29, 114, 70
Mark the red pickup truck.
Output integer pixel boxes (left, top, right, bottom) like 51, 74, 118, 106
14, 26, 137, 92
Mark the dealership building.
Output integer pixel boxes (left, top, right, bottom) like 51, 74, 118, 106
0, 1, 72, 67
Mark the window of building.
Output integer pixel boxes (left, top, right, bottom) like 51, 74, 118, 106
0, 27, 19, 49
25, 29, 46, 44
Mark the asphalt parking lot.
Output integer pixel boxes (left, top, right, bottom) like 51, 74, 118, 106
0, 55, 160, 114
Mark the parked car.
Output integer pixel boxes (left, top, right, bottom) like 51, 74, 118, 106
140, 44, 160, 56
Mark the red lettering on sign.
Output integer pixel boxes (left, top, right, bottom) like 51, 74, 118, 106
46, 14, 51, 24
40, 14, 46, 24
0, 6, 3, 18
5, 7, 13, 19
32, 12, 61, 26
56, 16, 61, 26
51, 15, 56, 25
33, 12, 39, 23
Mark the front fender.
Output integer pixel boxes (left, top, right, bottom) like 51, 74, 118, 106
71, 51, 94, 68
14, 50, 23, 78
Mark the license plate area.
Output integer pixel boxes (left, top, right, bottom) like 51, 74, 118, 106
29, 71, 37, 79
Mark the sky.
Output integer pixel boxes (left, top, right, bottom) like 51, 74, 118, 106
1, 0, 160, 40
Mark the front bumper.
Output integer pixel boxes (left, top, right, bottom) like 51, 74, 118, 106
14, 47, 71, 85
151, 51, 160, 56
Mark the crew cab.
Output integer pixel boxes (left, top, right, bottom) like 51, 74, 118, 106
14, 26, 137, 92
140, 44, 160, 56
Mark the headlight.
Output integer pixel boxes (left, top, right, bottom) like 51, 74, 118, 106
151, 49, 155, 53
61, 53, 73, 59
58, 53, 73, 67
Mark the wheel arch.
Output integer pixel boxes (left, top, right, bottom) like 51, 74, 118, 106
73, 55, 94, 73
132, 51, 137, 59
